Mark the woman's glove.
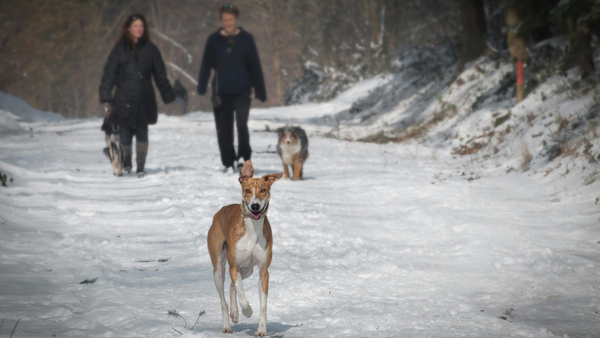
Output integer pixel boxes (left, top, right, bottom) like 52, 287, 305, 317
104, 103, 114, 117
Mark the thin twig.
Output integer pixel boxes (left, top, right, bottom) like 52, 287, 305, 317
172, 327, 183, 335
189, 310, 206, 331
0, 316, 6, 331
10, 318, 20, 338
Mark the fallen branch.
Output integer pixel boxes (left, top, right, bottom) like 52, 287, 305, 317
189, 310, 206, 331
10, 318, 20, 338
166, 62, 198, 86
171, 327, 183, 335
152, 29, 193, 64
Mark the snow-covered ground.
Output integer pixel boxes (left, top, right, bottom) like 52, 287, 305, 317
1, 84, 600, 337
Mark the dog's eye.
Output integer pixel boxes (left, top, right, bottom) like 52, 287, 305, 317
245, 189, 251, 194
261, 189, 266, 193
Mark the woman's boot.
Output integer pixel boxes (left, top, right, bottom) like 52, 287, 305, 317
136, 142, 148, 178
122, 145, 133, 174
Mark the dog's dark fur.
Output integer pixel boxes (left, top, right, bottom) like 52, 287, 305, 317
276, 126, 309, 180
101, 116, 123, 176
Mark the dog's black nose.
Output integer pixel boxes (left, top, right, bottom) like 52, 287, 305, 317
251, 203, 260, 211
286, 140, 291, 145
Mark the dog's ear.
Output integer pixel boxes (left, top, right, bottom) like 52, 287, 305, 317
239, 160, 254, 184
276, 127, 284, 137
262, 173, 283, 185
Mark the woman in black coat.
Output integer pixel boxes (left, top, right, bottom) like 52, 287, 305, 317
197, 4, 267, 174
99, 14, 175, 178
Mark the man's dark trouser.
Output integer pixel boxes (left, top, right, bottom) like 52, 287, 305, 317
214, 90, 252, 168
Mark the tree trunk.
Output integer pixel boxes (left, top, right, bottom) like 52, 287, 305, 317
457, 0, 491, 70
576, 23, 596, 79
362, 0, 372, 64
268, 0, 283, 105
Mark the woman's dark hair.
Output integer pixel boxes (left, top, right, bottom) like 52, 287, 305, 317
219, 4, 239, 18
118, 14, 151, 50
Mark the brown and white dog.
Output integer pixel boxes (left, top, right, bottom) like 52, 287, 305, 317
207, 160, 282, 336
276, 127, 309, 180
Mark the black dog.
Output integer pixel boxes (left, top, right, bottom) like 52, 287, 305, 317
101, 115, 123, 176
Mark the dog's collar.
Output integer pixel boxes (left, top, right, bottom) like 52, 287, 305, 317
240, 201, 269, 219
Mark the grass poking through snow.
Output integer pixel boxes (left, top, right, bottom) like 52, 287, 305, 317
79, 277, 98, 284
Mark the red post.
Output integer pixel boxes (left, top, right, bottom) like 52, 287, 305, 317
516, 59, 524, 103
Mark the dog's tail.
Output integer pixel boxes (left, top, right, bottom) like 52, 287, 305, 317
103, 147, 111, 161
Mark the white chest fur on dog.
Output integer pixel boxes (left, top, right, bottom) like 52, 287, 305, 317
235, 217, 268, 268
279, 140, 301, 165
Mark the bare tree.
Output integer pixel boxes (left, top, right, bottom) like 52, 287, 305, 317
457, 0, 494, 71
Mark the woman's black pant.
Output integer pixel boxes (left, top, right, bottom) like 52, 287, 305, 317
214, 90, 252, 167
120, 119, 149, 146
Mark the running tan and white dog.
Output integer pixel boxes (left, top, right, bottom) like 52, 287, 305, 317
207, 160, 282, 336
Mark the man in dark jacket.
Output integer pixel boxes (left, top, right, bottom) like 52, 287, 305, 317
197, 5, 266, 173
99, 14, 175, 178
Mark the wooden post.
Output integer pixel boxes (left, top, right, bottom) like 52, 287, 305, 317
506, 5, 528, 104
516, 59, 524, 103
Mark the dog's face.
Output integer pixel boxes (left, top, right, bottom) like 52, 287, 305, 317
238, 160, 282, 220
277, 128, 298, 147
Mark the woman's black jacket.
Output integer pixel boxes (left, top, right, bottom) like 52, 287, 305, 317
99, 38, 175, 127
197, 28, 267, 102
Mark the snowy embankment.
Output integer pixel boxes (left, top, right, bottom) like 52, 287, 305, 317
1, 71, 600, 337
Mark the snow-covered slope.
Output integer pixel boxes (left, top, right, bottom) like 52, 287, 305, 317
0, 109, 25, 135
1, 98, 599, 337
0, 90, 64, 122
273, 38, 600, 186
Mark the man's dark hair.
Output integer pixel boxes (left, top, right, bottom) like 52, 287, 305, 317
219, 4, 239, 18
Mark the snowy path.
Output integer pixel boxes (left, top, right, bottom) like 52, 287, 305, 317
1, 113, 599, 338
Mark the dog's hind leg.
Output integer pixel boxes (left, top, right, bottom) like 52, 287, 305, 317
215, 243, 232, 333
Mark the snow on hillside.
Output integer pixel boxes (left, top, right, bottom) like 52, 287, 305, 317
0, 90, 64, 122
0, 90, 66, 137
270, 37, 600, 185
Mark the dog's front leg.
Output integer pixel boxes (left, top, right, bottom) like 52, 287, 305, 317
282, 163, 290, 180
229, 266, 253, 318
292, 159, 302, 181
256, 269, 269, 337
229, 282, 238, 323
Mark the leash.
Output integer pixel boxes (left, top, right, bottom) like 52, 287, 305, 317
104, 104, 120, 133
